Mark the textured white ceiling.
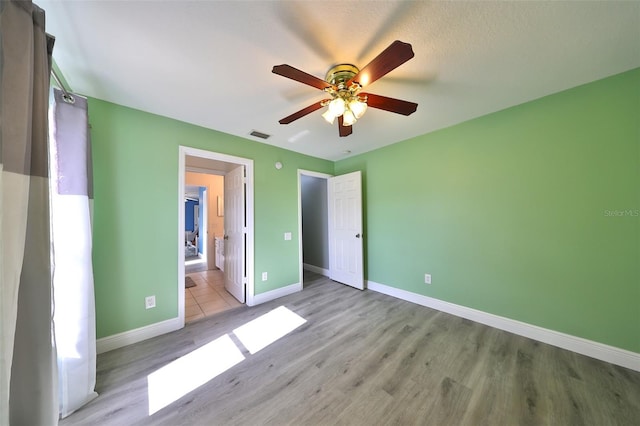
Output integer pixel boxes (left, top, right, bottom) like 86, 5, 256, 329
39, 0, 640, 161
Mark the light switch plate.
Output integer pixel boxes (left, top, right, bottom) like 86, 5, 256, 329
284, 232, 292, 240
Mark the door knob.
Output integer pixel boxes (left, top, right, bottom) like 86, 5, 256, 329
356, 233, 361, 238
224, 235, 229, 240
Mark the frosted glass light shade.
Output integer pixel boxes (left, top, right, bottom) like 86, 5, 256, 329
342, 109, 357, 126
328, 98, 346, 116
322, 109, 336, 124
349, 99, 367, 119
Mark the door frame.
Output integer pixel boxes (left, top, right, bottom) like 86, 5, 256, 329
297, 169, 333, 286
178, 146, 255, 327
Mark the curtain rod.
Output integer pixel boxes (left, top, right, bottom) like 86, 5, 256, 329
51, 67, 75, 104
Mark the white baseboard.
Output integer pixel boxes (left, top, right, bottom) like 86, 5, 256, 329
96, 317, 182, 354
367, 280, 640, 372
252, 282, 302, 305
303, 263, 329, 276
97, 281, 303, 352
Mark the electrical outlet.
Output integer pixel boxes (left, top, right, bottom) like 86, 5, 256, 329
284, 232, 292, 241
145, 295, 156, 309
262, 272, 268, 281
424, 274, 432, 285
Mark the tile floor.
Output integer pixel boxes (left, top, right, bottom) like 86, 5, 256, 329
185, 269, 243, 323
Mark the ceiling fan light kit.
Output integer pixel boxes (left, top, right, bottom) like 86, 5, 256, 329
273, 40, 418, 137
321, 64, 367, 126
320, 64, 369, 126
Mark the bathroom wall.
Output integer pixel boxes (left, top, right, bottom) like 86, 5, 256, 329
185, 172, 224, 238
184, 199, 198, 232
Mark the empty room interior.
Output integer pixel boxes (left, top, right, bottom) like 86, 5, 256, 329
3, 0, 639, 424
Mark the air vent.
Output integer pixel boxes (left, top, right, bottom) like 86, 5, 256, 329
249, 130, 271, 139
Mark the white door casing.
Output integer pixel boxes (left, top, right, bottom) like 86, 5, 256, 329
328, 171, 364, 290
179, 146, 254, 327
224, 165, 246, 303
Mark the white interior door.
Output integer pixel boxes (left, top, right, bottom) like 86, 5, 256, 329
328, 171, 364, 290
224, 166, 245, 303
198, 188, 212, 267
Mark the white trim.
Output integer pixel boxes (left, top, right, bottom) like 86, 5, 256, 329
186, 166, 226, 176
298, 170, 333, 179
367, 280, 640, 372
252, 282, 302, 306
297, 169, 333, 288
96, 318, 181, 354
303, 263, 329, 277
178, 149, 186, 327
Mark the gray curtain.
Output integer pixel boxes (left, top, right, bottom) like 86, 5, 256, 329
0, 1, 58, 425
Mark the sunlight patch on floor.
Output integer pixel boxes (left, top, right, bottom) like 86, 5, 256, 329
147, 334, 244, 415
233, 306, 307, 354
185, 256, 205, 266
147, 306, 307, 415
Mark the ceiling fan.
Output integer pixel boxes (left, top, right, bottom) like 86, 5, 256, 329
272, 40, 418, 137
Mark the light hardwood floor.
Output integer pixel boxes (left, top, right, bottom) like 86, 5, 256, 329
62, 272, 640, 425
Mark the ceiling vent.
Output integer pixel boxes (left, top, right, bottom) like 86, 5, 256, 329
250, 130, 271, 139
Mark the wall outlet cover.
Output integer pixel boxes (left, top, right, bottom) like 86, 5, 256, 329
284, 232, 292, 240
145, 295, 156, 309
262, 272, 268, 281
424, 274, 432, 285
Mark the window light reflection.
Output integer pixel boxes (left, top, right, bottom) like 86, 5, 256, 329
233, 306, 307, 354
147, 334, 244, 415
146, 306, 307, 416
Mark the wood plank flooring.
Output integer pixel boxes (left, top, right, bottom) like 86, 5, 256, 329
61, 272, 640, 425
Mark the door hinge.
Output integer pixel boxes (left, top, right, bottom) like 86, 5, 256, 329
242, 277, 248, 285
242, 227, 248, 234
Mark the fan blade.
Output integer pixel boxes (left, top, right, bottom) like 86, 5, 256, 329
273, 64, 334, 91
279, 100, 329, 124
347, 40, 414, 88
363, 93, 417, 116
338, 115, 353, 137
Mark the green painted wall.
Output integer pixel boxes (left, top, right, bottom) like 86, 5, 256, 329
89, 69, 639, 352
336, 68, 640, 352
88, 99, 333, 338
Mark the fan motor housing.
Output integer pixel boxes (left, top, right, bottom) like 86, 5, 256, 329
325, 64, 359, 88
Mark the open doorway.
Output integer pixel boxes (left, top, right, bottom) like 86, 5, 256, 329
184, 173, 221, 274
298, 170, 331, 287
178, 146, 255, 327
184, 184, 208, 272
298, 169, 364, 290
